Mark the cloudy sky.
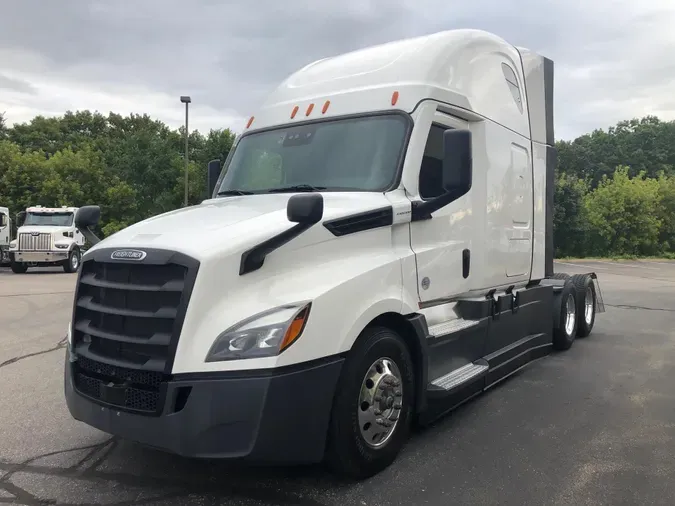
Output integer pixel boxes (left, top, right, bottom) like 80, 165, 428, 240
1, 0, 674, 140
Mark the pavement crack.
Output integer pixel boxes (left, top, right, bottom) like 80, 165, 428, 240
0, 459, 330, 506
0, 290, 74, 298
607, 304, 675, 313
0, 441, 112, 485
72, 439, 119, 474
0, 337, 68, 369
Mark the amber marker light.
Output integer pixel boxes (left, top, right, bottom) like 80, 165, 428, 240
391, 91, 399, 106
280, 304, 311, 352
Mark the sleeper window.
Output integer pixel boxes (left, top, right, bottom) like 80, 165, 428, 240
501, 63, 523, 113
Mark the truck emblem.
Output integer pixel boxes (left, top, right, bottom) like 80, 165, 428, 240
111, 249, 147, 261
421, 277, 430, 290
30, 231, 40, 236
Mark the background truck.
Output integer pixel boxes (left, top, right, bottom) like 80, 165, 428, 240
9, 205, 85, 273
64, 28, 604, 480
0, 206, 11, 265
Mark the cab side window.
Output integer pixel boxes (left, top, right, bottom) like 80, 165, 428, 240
0, 214, 6, 227
419, 124, 451, 200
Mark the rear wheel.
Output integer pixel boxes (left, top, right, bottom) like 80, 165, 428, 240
570, 274, 596, 338
552, 279, 578, 351
550, 272, 570, 280
325, 326, 415, 480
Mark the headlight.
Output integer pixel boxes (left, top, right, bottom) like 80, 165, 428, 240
9, 240, 16, 249
205, 302, 311, 362
54, 240, 70, 249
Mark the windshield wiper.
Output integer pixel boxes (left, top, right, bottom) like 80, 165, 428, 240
266, 184, 327, 193
216, 189, 255, 196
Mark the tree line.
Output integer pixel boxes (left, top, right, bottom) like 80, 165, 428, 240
0, 111, 674, 258
555, 116, 675, 258
0, 110, 235, 237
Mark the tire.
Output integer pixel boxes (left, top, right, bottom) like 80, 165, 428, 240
550, 272, 570, 280
325, 326, 415, 480
10, 260, 28, 273
570, 274, 596, 338
552, 279, 578, 351
63, 247, 80, 273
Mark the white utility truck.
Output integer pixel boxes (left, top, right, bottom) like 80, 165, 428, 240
0, 206, 11, 265
64, 29, 604, 479
9, 205, 85, 273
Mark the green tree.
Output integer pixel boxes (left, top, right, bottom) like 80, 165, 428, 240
557, 116, 675, 186
0, 112, 7, 140
656, 172, 675, 251
584, 166, 663, 256
553, 172, 589, 257
0, 140, 49, 214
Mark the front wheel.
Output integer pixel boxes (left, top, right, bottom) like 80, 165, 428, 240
10, 259, 28, 273
325, 326, 415, 480
63, 247, 81, 273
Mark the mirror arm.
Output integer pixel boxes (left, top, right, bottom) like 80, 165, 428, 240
410, 190, 461, 222
77, 226, 101, 246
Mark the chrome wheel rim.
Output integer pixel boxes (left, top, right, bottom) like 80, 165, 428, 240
584, 286, 594, 325
564, 294, 576, 336
358, 357, 403, 449
71, 252, 79, 270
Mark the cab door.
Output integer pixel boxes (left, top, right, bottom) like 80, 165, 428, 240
409, 111, 476, 304
0, 212, 9, 247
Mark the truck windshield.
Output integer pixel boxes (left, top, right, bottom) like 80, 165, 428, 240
24, 212, 74, 227
216, 114, 409, 194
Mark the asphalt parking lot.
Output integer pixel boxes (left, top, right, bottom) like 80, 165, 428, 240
1, 259, 675, 505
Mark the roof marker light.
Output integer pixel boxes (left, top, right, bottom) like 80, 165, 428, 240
391, 91, 399, 106
291, 106, 299, 119
305, 103, 315, 116
246, 116, 255, 128
322, 100, 330, 114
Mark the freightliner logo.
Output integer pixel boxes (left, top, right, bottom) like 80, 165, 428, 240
110, 249, 147, 261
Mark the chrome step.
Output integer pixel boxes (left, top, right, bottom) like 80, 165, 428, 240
430, 362, 489, 391
428, 318, 479, 338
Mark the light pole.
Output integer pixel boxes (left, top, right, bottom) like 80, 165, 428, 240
180, 95, 191, 207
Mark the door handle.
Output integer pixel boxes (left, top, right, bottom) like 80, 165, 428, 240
462, 249, 470, 278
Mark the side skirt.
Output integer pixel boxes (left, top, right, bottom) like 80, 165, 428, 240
416, 283, 554, 426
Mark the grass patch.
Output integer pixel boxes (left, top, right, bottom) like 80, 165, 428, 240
556, 254, 675, 261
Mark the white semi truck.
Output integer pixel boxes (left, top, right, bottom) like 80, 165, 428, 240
64, 29, 604, 479
9, 206, 85, 273
0, 206, 10, 265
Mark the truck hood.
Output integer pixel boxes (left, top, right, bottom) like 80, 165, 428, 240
87, 192, 398, 262
18, 226, 72, 235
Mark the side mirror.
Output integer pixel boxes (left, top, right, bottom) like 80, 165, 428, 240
287, 193, 324, 225
75, 206, 102, 246
207, 159, 221, 197
442, 129, 472, 194
75, 206, 101, 228
16, 211, 26, 227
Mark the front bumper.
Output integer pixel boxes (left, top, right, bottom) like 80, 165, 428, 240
64, 352, 344, 463
11, 250, 68, 263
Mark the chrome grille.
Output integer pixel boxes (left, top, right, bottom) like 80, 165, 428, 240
19, 232, 52, 251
